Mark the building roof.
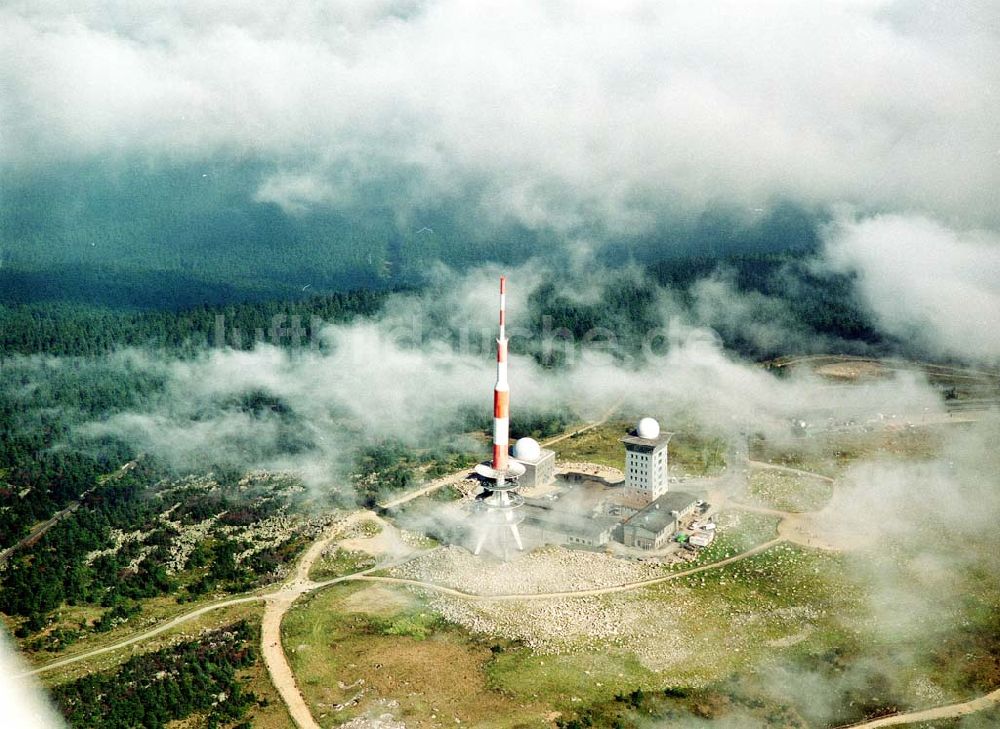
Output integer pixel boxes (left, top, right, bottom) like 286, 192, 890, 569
511, 446, 555, 465
521, 503, 616, 540
623, 490, 700, 535
689, 531, 715, 547
620, 431, 673, 450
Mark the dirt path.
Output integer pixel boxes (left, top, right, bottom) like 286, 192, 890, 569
378, 468, 473, 510
0, 501, 80, 567
729, 483, 859, 553
4, 462, 139, 566
775, 509, 873, 552
541, 400, 622, 449
772, 354, 1000, 382
257, 545, 437, 729
0, 483, 101, 567
845, 686, 1000, 727
261, 591, 318, 729
730, 466, 870, 553
259, 510, 382, 729
747, 459, 835, 482
21, 512, 387, 679
540, 420, 601, 448
21, 593, 267, 677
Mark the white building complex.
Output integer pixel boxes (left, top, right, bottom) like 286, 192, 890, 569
510, 437, 556, 490
620, 417, 672, 507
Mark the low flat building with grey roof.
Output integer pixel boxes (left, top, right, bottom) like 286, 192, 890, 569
618, 490, 701, 550
521, 500, 617, 547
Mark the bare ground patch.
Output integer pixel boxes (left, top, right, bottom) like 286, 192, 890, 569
341, 585, 418, 617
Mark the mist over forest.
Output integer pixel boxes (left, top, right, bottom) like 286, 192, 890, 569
2, 2, 998, 361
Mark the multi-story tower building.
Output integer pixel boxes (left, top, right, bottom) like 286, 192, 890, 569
620, 417, 671, 506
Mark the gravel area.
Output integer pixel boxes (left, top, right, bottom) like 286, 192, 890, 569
394, 544, 830, 679
426, 582, 823, 676
428, 591, 690, 662
389, 545, 662, 596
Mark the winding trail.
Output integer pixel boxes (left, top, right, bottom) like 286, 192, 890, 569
261, 591, 317, 729
747, 459, 835, 482
0, 484, 100, 568
843, 686, 1000, 728
378, 468, 474, 510
540, 400, 623, 449
20, 593, 267, 677
257, 512, 437, 729
0, 500, 82, 567
20, 513, 406, 679
259, 513, 368, 729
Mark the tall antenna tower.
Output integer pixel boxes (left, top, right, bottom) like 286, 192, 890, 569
472, 275, 525, 557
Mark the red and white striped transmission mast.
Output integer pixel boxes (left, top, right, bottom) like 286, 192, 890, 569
473, 275, 526, 557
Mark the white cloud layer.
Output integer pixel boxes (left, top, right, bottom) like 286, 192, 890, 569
2, 1, 999, 231
79, 277, 943, 493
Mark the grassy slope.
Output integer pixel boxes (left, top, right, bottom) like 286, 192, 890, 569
283, 543, 867, 727
745, 469, 833, 512
283, 582, 551, 728
551, 420, 726, 476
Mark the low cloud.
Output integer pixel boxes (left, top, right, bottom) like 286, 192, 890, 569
76, 268, 945, 495
822, 213, 1000, 364
754, 414, 1000, 724
79, 322, 490, 490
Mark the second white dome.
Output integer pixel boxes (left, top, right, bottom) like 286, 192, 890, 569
512, 437, 542, 461
637, 417, 660, 439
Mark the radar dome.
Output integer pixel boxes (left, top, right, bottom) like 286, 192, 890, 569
512, 437, 542, 461
636, 417, 660, 439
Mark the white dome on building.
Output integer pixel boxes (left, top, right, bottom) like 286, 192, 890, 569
636, 417, 660, 439
512, 437, 542, 461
